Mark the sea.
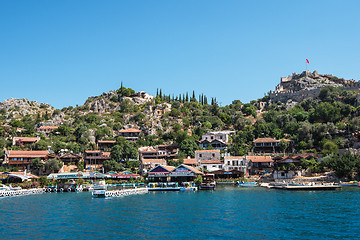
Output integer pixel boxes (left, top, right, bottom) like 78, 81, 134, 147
1, 185, 360, 240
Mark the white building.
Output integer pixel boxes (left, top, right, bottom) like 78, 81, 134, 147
201, 131, 235, 143
223, 156, 247, 174
199, 160, 223, 172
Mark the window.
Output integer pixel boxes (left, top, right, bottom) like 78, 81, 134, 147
203, 166, 207, 170
227, 161, 230, 165
212, 153, 215, 157
199, 154, 202, 158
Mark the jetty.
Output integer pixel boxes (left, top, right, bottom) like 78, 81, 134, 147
93, 188, 148, 198
268, 182, 341, 190
0, 188, 45, 198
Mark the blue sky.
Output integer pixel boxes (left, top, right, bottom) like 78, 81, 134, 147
1, 0, 359, 109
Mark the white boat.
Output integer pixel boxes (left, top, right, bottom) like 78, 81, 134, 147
0, 184, 10, 191
91, 180, 107, 198
238, 181, 258, 187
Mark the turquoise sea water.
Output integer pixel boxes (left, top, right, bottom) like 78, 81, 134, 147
1, 186, 360, 240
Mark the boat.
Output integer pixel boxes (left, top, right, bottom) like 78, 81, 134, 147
179, 182, 197, 191
148, 182, 180, 191
270, 182, 341, 190
91, 180, 107, 198
9, 184, 21, 191
0, 184, 10, 191
339, 181, 358, 187
199, 174, 216, 190
238, 181, 258, 187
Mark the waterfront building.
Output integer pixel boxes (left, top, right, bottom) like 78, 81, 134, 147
199, 160, 223, 172
223, 156, 247, 173
140, 158, 166, 174
247, 155, 273, 175
118, 128, 141, 141
148, 165, 175, 182
169, 164, 203, 182
107, 170, 141, 180
253, 138, 293, 153
84, 151, 111, 171
211, 169, 244, 179
4, 150, 56, 171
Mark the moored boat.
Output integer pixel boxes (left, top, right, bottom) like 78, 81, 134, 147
238, 181, 258, 187
339, 181, 358, 187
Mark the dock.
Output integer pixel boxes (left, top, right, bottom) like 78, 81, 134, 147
0, 188, 45, 197
93, 188, 148, 198
271, 184, 341, 190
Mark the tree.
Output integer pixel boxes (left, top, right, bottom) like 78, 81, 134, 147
322, 140, 338, 155
103, 159, 123, 172
32, 158, 44, 170
45, 159, 63, 173
322, 152, 360, 179
279, 140, 290, 154
111, 145, 123, 162
179, 138, 201, 157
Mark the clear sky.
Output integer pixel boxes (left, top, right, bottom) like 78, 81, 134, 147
1, 0, 360, 109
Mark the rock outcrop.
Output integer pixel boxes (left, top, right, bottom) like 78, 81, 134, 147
269, 70, 359, 104
0, 98, 53, 117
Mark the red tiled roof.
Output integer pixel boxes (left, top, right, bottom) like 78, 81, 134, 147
37, 126, 58, 130
85, 150, 101, 153
119, 128, 141, 133
183, 158, 197, 165
224, 156, 245, 160
253, 138, 292, 143
13, 137, 40, 142
247, 156, 273, 163
8, 150, 49, 158
181, 164, 203, 175
98, 140, 116, 144
200, 160, 223, 164
253, 138, 277, 143
195, 150, 220, 153
162, 165, 175, 172
139, 147, 157, 153
103, 152, 111, 157
142, 159, 166, 164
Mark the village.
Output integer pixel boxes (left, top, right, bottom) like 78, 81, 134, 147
0, 126, 339, 190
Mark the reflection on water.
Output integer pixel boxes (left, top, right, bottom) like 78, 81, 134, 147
0, 186, 360, 239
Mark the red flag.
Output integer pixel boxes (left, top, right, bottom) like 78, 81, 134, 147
306, 59, 309, 64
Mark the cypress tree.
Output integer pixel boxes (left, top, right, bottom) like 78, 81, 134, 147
156, 88, 159, 97
186, 92, 189, 102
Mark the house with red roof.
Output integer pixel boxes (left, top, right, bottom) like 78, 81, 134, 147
253, 138, 294, 153
84, 150, 111, 171
4, 150, 56, 171
36, 126, 59, 134
118, 128, 141, 141
97, 140, 116, 151
148, 165, 175, 182
246, 155, 274, 175
12, 137, 40, 146
169, 164, 203, 182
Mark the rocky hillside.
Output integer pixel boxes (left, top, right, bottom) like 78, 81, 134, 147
269, 70, 359, 106
0, 98, 54, 118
